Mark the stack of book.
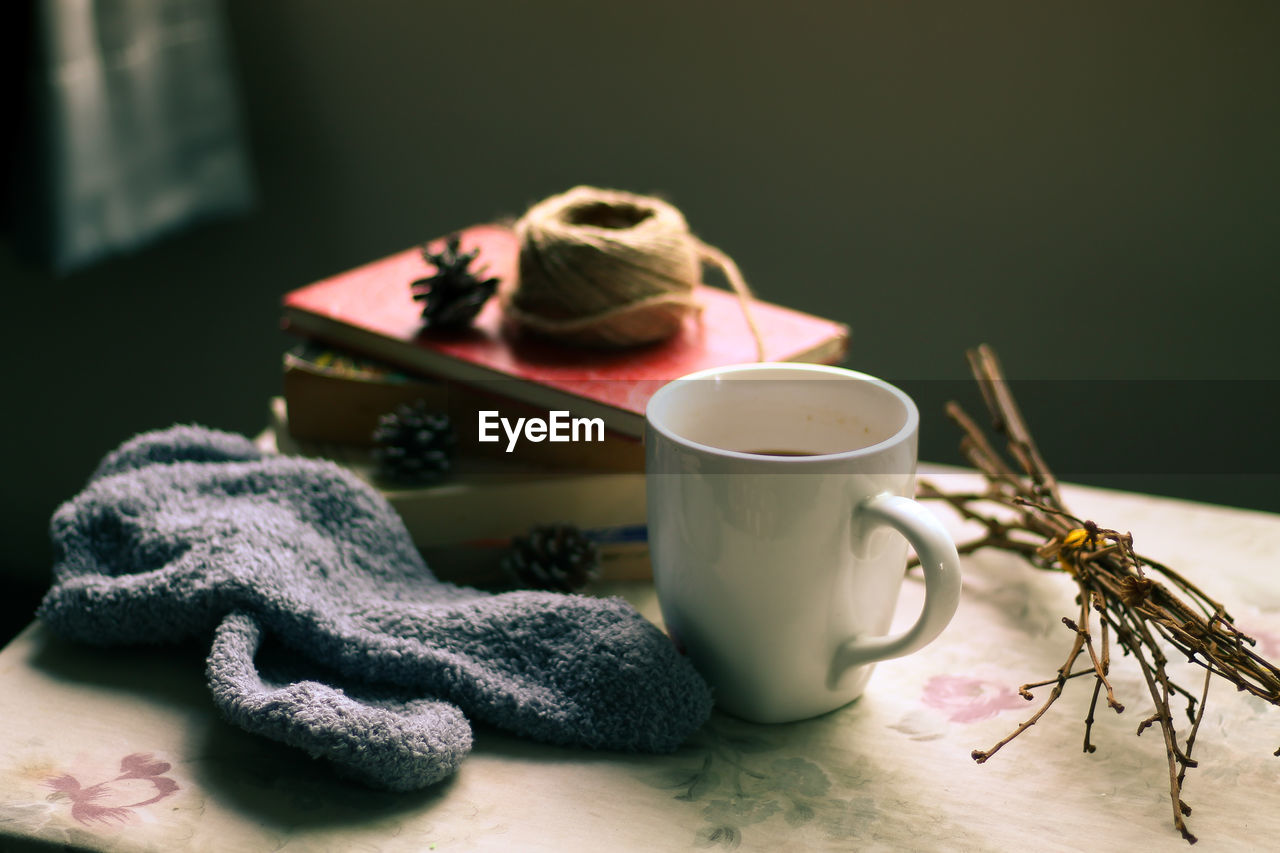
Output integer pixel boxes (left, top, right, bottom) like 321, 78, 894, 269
274, 223, 849, 586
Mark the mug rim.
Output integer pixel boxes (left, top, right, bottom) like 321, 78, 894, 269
645, 362, 920, 463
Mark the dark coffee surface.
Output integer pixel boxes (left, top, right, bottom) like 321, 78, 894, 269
741, 449, 823, 457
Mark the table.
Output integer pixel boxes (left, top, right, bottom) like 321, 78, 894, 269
3, 470, 1279, 851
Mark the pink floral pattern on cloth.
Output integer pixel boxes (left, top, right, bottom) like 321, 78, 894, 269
921, 675, 1026, 723
44, 753, 179, 826
1244, 625, 1280, 659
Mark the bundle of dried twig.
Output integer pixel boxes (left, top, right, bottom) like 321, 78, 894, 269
919, 344, 1280, 844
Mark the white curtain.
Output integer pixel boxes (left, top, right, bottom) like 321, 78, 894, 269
34, 0, 253, 271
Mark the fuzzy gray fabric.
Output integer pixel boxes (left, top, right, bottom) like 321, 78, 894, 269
38, 426, 712, 791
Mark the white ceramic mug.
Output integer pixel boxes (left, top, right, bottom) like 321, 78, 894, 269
645, 363, 962, 723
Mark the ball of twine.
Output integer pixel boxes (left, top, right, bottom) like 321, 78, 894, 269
507, 186, 763, 357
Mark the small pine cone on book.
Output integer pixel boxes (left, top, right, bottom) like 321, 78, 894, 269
504, 524, 601, 592
372, 402, 457, 485
412, 233, 500, 330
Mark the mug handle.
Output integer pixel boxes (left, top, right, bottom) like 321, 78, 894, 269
828, 493, 962, 686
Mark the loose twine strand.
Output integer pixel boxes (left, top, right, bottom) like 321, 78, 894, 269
505, 186, 765, 360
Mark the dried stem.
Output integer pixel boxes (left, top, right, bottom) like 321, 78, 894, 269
920, 344, 1280, 844
972, 617, 1088, 765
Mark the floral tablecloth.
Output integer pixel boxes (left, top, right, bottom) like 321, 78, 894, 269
3, 469, 1279, 852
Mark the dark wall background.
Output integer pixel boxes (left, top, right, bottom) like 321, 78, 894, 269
4, 2, 1279, 612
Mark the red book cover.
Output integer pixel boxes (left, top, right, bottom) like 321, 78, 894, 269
281, 224, 849, 436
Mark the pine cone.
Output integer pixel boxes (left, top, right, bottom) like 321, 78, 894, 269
371, 401, 457, 485
504, 523, 601, 592
411, 233, 500, 329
